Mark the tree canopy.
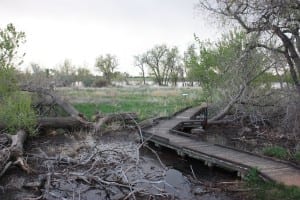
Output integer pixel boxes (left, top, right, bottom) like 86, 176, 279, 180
135, 44, 182, 86
198, 0, 300, 93
95, 54, 118, 85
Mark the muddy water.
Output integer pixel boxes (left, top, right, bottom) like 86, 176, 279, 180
0, 132, 240, 200
141, 146, 238, 200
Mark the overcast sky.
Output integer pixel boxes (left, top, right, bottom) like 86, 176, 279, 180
0, 0, 222, 75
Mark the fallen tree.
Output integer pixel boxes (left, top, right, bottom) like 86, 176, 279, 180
0, 85, 138, 179
21, 85, 138, 131
0, 130, 30, 179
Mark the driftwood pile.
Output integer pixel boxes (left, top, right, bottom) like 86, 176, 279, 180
20, 135, 172, 200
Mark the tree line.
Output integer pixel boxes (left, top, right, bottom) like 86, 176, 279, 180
22, 38, 286, 88
1, 0, 299, 134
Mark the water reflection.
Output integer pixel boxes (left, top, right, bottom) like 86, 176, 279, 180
141, 146, 237, 200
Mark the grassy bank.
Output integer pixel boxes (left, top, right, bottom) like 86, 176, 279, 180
245, 169, 300, 200
57, 87, 204, 120
57, 86, 300, 199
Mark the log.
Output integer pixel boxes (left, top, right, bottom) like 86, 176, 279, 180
1, 114, 137, 132
208, 86, 245, 123
138, 117, 160, 128
10, 130, 27, 159
0, 130, 30, 179
93, 112, 138, 132
38, 113, 136, 130
38, 117, 92, 129
21, 85, 86, 119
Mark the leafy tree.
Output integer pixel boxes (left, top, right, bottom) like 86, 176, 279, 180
60, 59, 75, 75
0, 24, 25, 95
0, 24, 36, 134
56, 59, 76, 86
134, 55, 147, 85
76, 67, 94, 87
184, 42, 218, 89
26, 62, 54, 88
95, 54, 118, 85
0, 23, 25, 69
199, 0, 300, 94
187, 30, 273, 122
137, 44, 181, 86
169, 64, 184, 86
77, 67, 91, 77
166, 47, 183, 86
114, 72, 130, 85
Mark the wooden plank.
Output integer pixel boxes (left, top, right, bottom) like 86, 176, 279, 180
173, 141, 211, 148
142, 106, 300, 187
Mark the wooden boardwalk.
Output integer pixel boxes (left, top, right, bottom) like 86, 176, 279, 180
142, 106, 300, 187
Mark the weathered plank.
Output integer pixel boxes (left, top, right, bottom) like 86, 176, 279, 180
142, 106, 300, 187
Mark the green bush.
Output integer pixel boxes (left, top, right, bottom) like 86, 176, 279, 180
294, 152, 300, 162
244, 168, 262, 186
245, 168, 300, 200
92, 78, 109, 87
263, 146, 288, 159
0, 24, 37, 135
0, 92, 37, 135
0, 67, 18, 96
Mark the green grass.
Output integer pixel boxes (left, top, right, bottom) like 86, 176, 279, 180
0, 92, 37, 135
262, 146, 288, 160
245, 168, 300, 200
65, 87, 204, 120
61, 87, 300, 199
295, 152, 300, 162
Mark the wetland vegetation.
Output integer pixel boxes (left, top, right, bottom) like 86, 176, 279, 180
1, 0, 300, 199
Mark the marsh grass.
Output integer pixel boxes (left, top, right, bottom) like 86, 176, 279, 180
59, 87, 300, 199
262, 146, 289, 160
245, 168, 300, 200
58, 87, 204, 120
295, 152, 300, 162
0, 92, 37, 134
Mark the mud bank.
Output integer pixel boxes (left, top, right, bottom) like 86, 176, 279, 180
0, 131, 247, 200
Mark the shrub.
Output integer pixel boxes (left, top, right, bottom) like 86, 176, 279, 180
295, 152, 300, 162
0, 67, 18, 96
263, 146, 288, 159
92, 78, 109, 87
82, 76, 96, 87
245, 168, 300, 200
0, 92, 37, 135
244, 168, 262, 186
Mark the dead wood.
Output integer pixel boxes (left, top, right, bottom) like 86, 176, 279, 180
19, 85, 141, 133
208, 86, 246, 123
93, 112, 138, 132
27, 139, 173, 200
0, 130, 30, 179
21, 85, 86, 119
138, 117, 160, 128
10, 130, 27, 159
1, 113, 138, 133
37, 116, 92, 129
37, 112, 137, 131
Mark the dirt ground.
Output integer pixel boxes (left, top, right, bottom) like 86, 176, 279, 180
199, 123, 300, 164
0, 129, 251, 200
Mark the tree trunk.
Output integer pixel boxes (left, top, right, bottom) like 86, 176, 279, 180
208, 86, 245, 123
21, 85, 86, 119
38, 117, 92, 129
0, 130, 30, 179
10, 130, 27, 159
93, 113, 138, 132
